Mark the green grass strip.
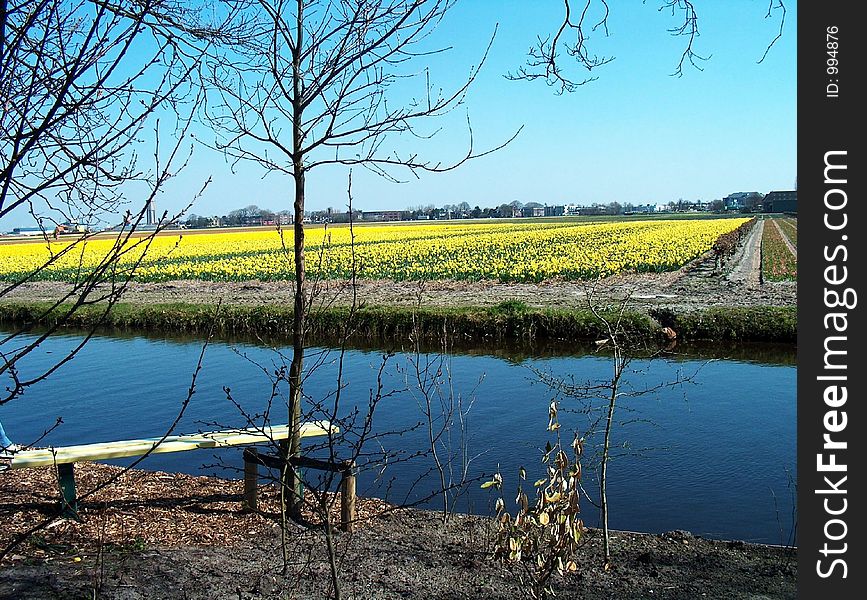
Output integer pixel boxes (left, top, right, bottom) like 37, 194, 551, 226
650, 306, 796, 343
0, 300, 795, 344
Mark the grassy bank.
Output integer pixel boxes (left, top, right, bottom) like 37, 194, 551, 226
0, 300, 796, 344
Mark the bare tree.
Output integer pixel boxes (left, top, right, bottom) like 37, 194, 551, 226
0, 0, 253, 411
205, 0, 516, 519
533, 285, 699, 568
209, 177, 441, 597
0, 3, 258, 562
404, 284, 482, 519
0, 0, 228, 224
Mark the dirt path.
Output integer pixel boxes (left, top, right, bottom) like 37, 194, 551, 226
726, 219, 764, 286
771, 218, 798, 258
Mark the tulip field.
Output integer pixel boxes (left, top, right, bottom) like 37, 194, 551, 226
0, 218, 750, 284
776, 217, 797, 247
761, 218, 797, 281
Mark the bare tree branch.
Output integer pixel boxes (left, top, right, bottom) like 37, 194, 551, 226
509, 1, 787, 92
757, 0, 786, 64
505, 0, 613, 94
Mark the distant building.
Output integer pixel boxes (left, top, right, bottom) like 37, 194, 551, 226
60, 221, 89, 233
241, 215, 264, 227
521, 206, 545, 218
723, 192, 760, 210
544, 205, 565, 217
145, 199, 157, 226
563, 204, 581, 216
328, 210, 363, 224
362, 210, 402, 222
763, 190, 797, 214
11, 227, 47, 237
499, 205, 522, 218
579, 205, 608, 216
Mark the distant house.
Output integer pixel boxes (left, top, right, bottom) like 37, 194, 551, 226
723, 192, 760, 211
60, 221, 88, 233
498, 205, 521, 218
579, 205, 607, 216
763, 190, 797, 214
362, 210, 402, 222
521, 205, 545, 218
544, 205, 565, 217
563, 204, 581, 216
328, 210, 363, 224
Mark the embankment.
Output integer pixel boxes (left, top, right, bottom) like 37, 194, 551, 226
0, 300, 796, 344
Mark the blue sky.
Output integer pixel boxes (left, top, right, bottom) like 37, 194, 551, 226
7, 1, 797, 228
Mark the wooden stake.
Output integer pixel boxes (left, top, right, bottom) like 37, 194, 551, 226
243, 448, 258, 511
340, 461, 356, 532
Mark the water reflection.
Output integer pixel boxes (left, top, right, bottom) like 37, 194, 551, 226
7, 324, 796, 366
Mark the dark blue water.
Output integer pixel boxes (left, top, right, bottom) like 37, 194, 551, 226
0, 330, 796, 545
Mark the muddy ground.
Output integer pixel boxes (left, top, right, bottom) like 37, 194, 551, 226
2, 220, 795, 313
0, 464, 796, 600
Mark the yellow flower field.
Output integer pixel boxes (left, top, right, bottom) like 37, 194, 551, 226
0, 218, 749, 283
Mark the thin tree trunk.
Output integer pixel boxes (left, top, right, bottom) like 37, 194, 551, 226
285, 163, 305, 520
600, 345, 624, 568
284, 0, 306, 522
323, 508, 342, 600
600, 384, 616, 566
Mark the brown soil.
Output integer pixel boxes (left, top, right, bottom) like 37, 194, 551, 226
0, 464, 796, 600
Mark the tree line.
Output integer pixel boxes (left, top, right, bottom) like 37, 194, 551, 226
184, 194, 762, 229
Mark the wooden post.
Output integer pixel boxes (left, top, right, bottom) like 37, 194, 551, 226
56, 463, 80, 520
243, 448, 259, 511
340, 461, 356, 533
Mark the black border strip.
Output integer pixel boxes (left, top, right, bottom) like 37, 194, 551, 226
798, 3, 863, 596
